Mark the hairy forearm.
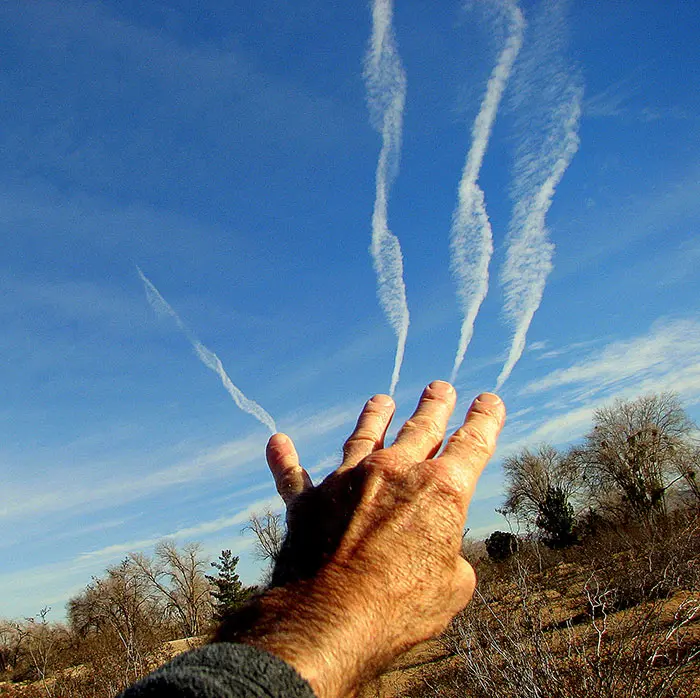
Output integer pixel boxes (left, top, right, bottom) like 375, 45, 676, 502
212, 570, 385, 698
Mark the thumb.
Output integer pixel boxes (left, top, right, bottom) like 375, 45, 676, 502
449, 557, 477, 617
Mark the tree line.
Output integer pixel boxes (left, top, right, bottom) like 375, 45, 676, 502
0, 511, 285, 694
486, 392, 699, 558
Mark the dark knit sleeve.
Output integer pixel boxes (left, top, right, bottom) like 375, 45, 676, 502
117, 643, 316, 698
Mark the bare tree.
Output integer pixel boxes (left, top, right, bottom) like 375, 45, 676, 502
129, 541, 213, 639
501, 443, 582, 546
0, 620, 29, 679
241, 509, 285, 587
0, 610, 71, 692
243, 509, 284, 565
68, 558, 166, 685
502, 444, 581, 519
581, 393, 696, 522
673, 442, 700, 504
21, 608, 70, 696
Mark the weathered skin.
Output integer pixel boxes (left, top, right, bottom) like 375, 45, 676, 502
215, 381, 506, 698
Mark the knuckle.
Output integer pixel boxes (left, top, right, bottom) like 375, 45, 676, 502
343, 434, 377, 459
402, 416, 444, 443
364, 448, 405, 483
369, 447, 401, 471
432, 466, 466, 502
349, 426, 381, 444
450, 424, 492, 457
342, 443, 361, 460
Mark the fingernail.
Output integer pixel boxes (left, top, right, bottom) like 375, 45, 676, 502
475, 392, 501, 405
370, 394, 394, 407
428, 380, 454, 396
268, 433, 289, 447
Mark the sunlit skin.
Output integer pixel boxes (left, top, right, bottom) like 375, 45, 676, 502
215, 381, 505, 698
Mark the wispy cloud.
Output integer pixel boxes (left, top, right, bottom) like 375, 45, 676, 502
584, 75, 690, 122
535, 337, 608, 361
0, 274, 145, 333
76, 495, 279, 564
552, 163, 700, 279
450, 1, 525, 383
496, 0, 583, 389
497, 316, 700, 457
658, 237, 700, 287
307, 454, 340, 478
0, 432, 264, 521
0, 498, 276, 620
138, 267, 277, 434
0, 400, 357, 523
364, 0, 410, 396
500, 404, 601, 457
282, 406, 358, 444
521, 317, 700, 404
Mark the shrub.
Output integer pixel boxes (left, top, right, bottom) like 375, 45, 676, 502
536, 487, 578, 549
417, 504, 700, 698
485, 532, 519, 562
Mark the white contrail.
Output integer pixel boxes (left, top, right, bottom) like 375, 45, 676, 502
137, 267, 277, 434
364, 0, 409, 396
496, 82, 583, 390
450, 1, 525, 383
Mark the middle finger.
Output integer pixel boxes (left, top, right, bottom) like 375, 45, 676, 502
391, 380, 456, 462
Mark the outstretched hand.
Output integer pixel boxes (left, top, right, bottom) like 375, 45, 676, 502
241, 380, 505, 698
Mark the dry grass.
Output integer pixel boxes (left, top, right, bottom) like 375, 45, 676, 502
404, 507, 700, 698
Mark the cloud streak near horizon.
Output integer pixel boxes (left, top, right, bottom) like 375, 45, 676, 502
450, 0, 525, 383
137, 267, 277, 434
496, 1, 583, 390
522, 317, 700, 403
497, 316, 700, 459
364, 0, 410, 396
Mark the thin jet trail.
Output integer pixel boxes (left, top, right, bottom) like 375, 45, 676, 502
137, 267, 277, 434
496, 3, 583, 391
450, 1, 525, 383
364, 0, 410, 396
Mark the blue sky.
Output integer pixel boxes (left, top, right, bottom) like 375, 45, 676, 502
1, 0, 699, 621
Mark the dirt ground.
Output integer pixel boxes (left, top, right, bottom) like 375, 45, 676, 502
358, 639, 457, 698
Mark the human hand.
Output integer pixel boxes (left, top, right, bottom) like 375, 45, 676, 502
217, 381, 505, 698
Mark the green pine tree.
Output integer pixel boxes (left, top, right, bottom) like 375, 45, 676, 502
536, 486, 578, 549
206, 550, 251, 620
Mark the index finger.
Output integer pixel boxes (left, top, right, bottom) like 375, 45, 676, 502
437, 392, 506, 501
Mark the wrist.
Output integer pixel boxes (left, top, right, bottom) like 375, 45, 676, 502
213, 569, 386, 698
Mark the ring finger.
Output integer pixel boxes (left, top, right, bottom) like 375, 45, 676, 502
339, 394, 396, 471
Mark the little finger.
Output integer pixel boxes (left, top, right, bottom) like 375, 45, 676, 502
266, 433, 313, 506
